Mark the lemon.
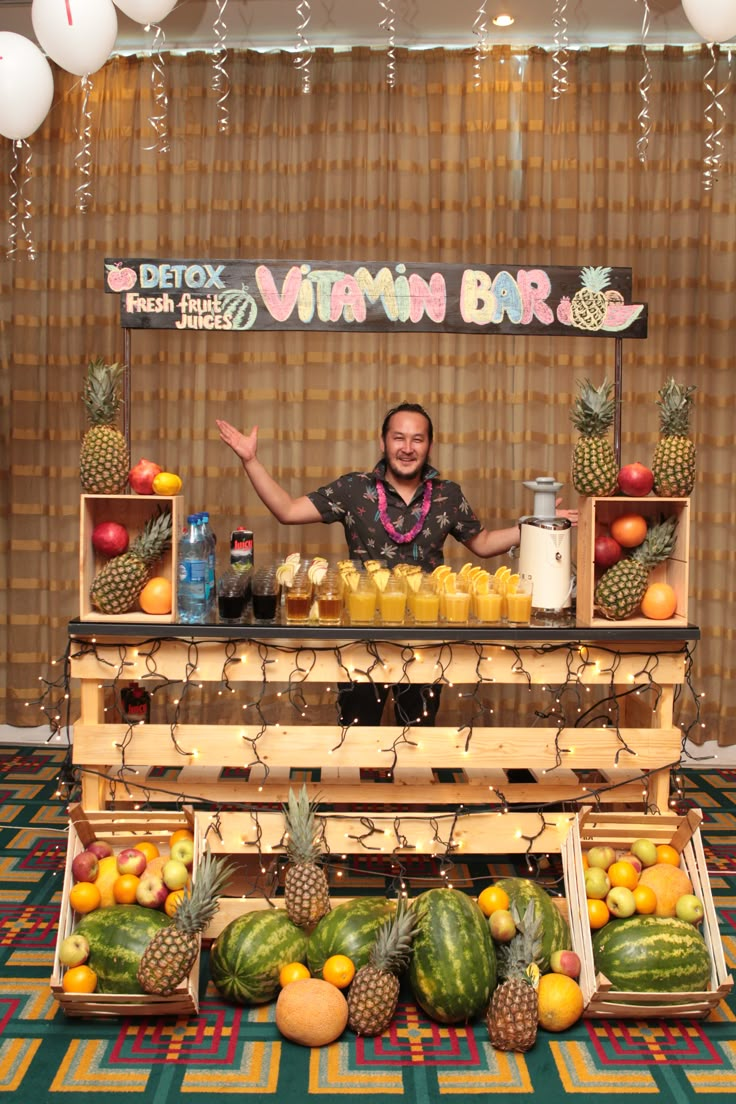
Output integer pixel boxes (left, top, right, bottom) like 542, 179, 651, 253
152, 471, 182, 496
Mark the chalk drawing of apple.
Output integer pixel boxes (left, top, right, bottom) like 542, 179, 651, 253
106, 262, 137, 292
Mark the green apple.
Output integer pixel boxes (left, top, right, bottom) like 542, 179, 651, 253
59, 932, 90, 967
587, 845, 616, 870
631, 838, 658, 868
675, 893, 704, 924
606, 885, 636, 918
162, 858, 189, 892
584, 866, 611, 900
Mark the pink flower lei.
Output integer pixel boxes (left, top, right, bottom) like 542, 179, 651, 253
376, 479, 433, 544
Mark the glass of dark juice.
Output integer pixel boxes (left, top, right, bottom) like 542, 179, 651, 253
251, 567, 280, 624
217, 565, 250, 625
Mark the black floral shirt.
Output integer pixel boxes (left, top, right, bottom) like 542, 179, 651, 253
306, 459, 483, 569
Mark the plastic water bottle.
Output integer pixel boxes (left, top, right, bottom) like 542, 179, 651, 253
177, 515, 210, 624
200, 511, 217, 621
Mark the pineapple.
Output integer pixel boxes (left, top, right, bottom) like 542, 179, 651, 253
570, 378, 619, 495
652, 378, 696, 496
595, 515, 678, 620
570, 266, 612, 330
487, 901, 543, 1053
282, 785, 331, 928
348, 901, 416, 1036
138, 847, 234, 995
80, 358, 130, 493
90, 507, 172, 614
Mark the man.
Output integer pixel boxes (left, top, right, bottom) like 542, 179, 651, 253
217, 403, 534, 726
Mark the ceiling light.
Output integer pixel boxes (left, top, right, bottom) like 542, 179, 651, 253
492, 15, 515, 28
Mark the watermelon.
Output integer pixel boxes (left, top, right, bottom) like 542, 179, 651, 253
592, 915, 711, 993
495, 877, 570, 973
408, 888, 496, 1024
210, 909, 308, 1005
307, 897, 395, 978
74, 904, 171, 994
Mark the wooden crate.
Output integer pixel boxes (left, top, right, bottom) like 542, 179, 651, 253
79, 494, 182, 623
576, 496, 690, 628
50, 804, 200, 1018
560, 807, 733, 1018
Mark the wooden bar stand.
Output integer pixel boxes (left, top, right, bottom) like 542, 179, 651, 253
67, 622, 695, 863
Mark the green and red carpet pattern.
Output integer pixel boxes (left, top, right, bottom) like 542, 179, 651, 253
1, 746, 735, 1101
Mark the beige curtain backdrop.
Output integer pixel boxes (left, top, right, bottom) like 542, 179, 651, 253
0, 46, 733, 743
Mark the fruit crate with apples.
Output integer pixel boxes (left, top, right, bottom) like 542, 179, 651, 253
79, 494, 182, 623
50, 804, 201, 1018
576, 496, 690, 628
560, 807, 733, 1018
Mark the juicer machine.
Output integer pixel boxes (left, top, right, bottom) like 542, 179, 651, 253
517, 476, 573, 618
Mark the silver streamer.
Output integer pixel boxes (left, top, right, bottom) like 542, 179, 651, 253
703, 45, 730, 191
636, 0, 652, 163
551, 0, 569, 100
212, 0, 231, 134
378, 1, 397, 89
74, 75, 94, 214
295, 1, 312, 95
472, 1, 489, 90
143, 24, 170, 155
6, 139, 33, 261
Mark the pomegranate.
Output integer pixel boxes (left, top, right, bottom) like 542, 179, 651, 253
91, 521, 129, 558
129, 458, 163, 495
617, 462, 654, 497
594, 534, 623, 569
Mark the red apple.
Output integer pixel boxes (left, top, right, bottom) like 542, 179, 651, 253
87, 840, 114, 860
91, 521, 129, 558
594, 534, 623, 569
136, 873, 169, 910
71, 850, 99, 883
116, 848, 147, 877
129, 458, 162, 495
617, 462, 654, 497
550, 949, 581, 978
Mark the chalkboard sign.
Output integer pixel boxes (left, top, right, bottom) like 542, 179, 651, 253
104, 258, 647, 339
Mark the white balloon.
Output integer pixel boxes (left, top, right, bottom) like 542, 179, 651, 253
0, 32, 54, 140
31, 0, 118, 77
113, 0, 178, 24
681, 0, 736, 42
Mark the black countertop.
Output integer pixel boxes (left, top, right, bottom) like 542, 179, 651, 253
68, 620, 700, 645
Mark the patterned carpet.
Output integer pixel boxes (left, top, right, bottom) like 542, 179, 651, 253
1, 745, 736, 1102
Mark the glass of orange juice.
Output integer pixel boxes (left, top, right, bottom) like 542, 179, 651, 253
347, 573, 377, 625
412, 578, 440, 623
506, 574, 534, 626
377, 577, 407, 625
443, 578, 471, 624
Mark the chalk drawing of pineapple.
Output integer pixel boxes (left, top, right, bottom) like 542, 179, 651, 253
570, 266, 612, 331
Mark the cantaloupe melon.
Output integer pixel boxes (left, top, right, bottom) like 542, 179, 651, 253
275, 977, 348, 1046
637, 862, 692, 918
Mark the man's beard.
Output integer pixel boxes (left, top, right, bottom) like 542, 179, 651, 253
385, 457, 424, 483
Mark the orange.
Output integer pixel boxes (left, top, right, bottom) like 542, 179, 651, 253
587, 898, 610, 929
655, 844, 681, 867
632, 884, 657, 914
169, 828, 194, 849
607, 860, 639, 890
640, 583, 677, 620
69, 880, 102, 914
610, 513, 648, 548
62, 964, 98, 994
139, 576, 172, 615
134, 840, 160, 863
165, 889, 186, 918
279, 961, 311, 988
322, 954, 355, 989
113, 873, 141, 904
537, 973, 584, 1032
581, 853, 589, 871
478, 885, 511, 917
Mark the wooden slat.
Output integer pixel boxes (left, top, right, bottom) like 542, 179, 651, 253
72, 722, 682, 771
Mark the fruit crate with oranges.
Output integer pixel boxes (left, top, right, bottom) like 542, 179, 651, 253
576, 496, 690, 628
79, 494, 182, 624
50, 804, 201, 1018
560, 807, 732, 1018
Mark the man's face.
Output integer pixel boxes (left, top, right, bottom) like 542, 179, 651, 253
381, 411, 432, 483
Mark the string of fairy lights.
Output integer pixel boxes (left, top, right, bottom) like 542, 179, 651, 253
26, 634, 706, 895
